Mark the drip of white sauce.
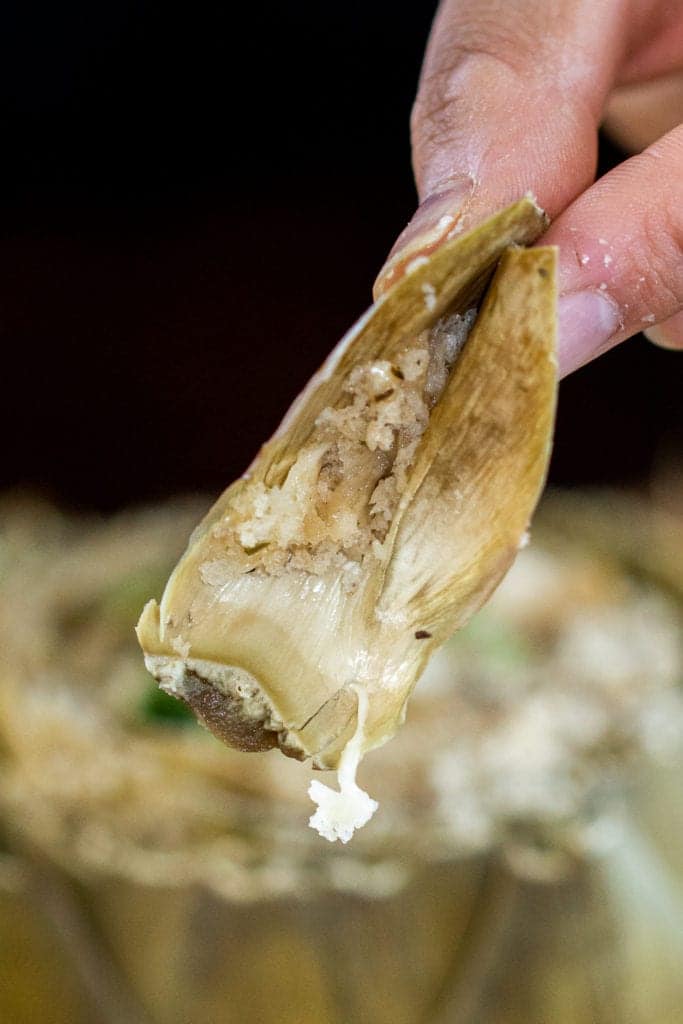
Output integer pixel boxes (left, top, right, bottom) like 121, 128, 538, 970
308, 685, 378, 843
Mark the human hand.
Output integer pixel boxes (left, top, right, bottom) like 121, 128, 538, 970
375, 0, 683, 376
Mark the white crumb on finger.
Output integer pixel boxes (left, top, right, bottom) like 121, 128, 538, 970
405, 255, 430, 274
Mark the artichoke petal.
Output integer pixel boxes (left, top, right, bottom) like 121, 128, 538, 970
137, 197, 557, 776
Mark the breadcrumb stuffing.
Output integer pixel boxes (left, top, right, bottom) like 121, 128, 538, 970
217, 309, 477, 585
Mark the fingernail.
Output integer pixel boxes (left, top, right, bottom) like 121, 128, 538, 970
557, 289, 621, 377
644, 311, 683, 351
389, 180, 475, 254
373, 178, 475, 300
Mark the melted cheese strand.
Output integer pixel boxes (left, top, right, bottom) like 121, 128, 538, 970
308, 685, 378, 843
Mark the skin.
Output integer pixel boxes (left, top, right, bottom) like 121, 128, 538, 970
379, 0, 683, 376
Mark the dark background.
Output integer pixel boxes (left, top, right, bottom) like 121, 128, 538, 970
1, 1, 680, 513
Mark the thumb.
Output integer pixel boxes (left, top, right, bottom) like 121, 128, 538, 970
374, 0, 629, 297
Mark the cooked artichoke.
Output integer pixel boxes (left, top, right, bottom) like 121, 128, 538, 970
137, 197, 557, 837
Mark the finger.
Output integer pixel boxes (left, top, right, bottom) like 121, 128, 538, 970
615, 5, 683, 84
644, 309, 683, 351
375, 0, 633, 294
603, 69, 683, 153
540, 123, 683, 375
